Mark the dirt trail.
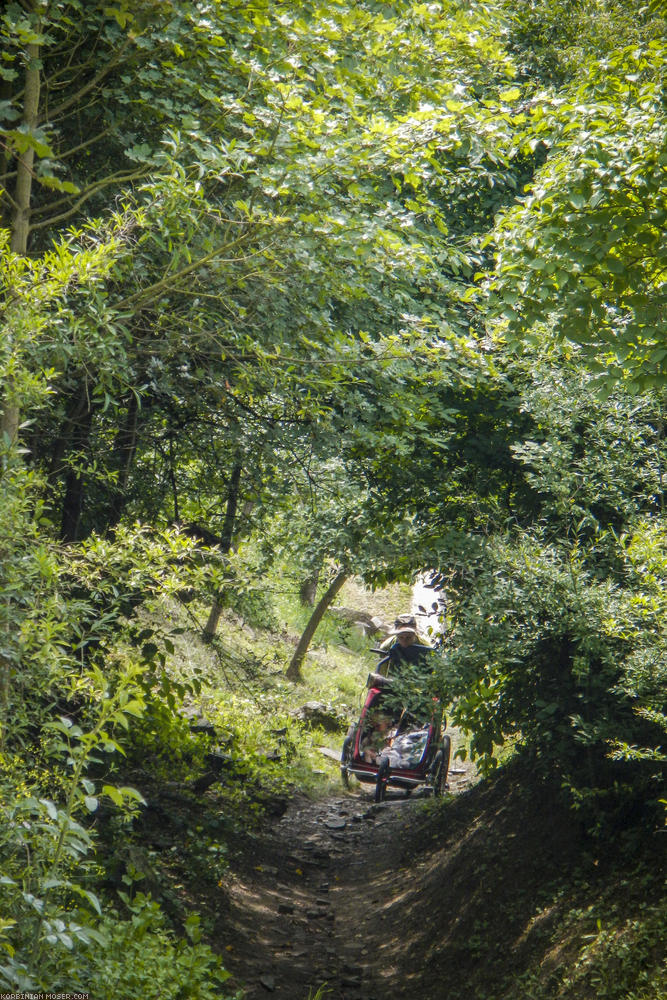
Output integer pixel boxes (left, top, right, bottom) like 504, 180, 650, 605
217, 750, 474, 1000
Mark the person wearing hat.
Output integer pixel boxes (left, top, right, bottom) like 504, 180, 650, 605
379, 613, 432, 674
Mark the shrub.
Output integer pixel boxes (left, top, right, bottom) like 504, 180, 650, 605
441, 525, 666, 827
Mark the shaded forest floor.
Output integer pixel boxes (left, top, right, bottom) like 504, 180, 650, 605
163, 753, 664, 1000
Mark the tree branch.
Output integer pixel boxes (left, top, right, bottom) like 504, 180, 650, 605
114, 233, 274, 311
28, 167, 151, 230
38, 36, 132, 124
0, 184, 21, 213
43, 51, 102, 91
56, 128, 112, 161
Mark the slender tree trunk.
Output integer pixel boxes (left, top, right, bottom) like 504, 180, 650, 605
0, 654, 10, 748
2, 40, 40, 444
657, 407, 665, 516
108, 392, 139, 527
60, 403, 94, 542
168, 432, 179, 524
10, 42, 39, 255
0, 403, 20, 450
232, 500, 254, 552
0, 74, 13, 228
46, 377, 95, 495
203, 460, 243, 642
286, 569, 348, 682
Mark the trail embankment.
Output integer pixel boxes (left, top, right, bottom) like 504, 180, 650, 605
212, 754, 664, 1000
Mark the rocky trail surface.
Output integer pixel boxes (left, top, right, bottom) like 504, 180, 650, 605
216, 755, 475, 1000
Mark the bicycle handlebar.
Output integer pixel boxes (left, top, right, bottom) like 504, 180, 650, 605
370, 645, 434, 656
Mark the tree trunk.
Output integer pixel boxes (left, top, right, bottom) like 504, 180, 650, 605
0, 405, 20, 449
0, 73, 13, 229
232, 500, 254, 552
202, 460, 243, 642
0, 653, 10, 748
286, 569, 348, 682
1, 40, 40, 445
107, 392, 139, 527
10, 42, 39, 255
60, 403, 94, 542
47, 384, 92, 490
168, 433, 180, 524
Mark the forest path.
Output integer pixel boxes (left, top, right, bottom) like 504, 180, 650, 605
217, 743, 475, 1000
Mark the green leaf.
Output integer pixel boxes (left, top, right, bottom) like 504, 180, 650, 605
8, 127, 54, 158
39, 798, 59, 821
36, 174, 80, 195
102, 784, 124, 806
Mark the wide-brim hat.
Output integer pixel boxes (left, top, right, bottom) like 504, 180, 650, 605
387, 614, 417, 637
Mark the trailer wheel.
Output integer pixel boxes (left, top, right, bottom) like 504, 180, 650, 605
375, 756, 389, 802
430, 750, 444, 796
430, 735, 451, 797
341, 726, 355, 789
441, 734, 451, 785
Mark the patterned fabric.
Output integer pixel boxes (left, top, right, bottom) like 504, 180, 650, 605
383, 728, 429, 768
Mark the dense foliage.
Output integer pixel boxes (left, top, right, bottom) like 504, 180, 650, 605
439, 360, 666, 803
0, 0, 665, 995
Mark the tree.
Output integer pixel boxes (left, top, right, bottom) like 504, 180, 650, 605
438, 356, 666, 826
486, 24, 667, 388
4, 0, 527, 552
286, 568, 348, 681
0, 0, 169, 438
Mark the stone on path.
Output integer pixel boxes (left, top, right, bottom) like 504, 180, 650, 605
325, 816, 347, 830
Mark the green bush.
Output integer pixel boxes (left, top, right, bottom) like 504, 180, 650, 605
0, 662, 235, 998
123, 698, 209, 783
513, 893, 667, 1000
76, 896, 235, 1000
441, 525, 666, 827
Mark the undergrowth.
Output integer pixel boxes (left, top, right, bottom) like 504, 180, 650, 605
505, 869, 666, 1000
420, 757, 666, 1000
